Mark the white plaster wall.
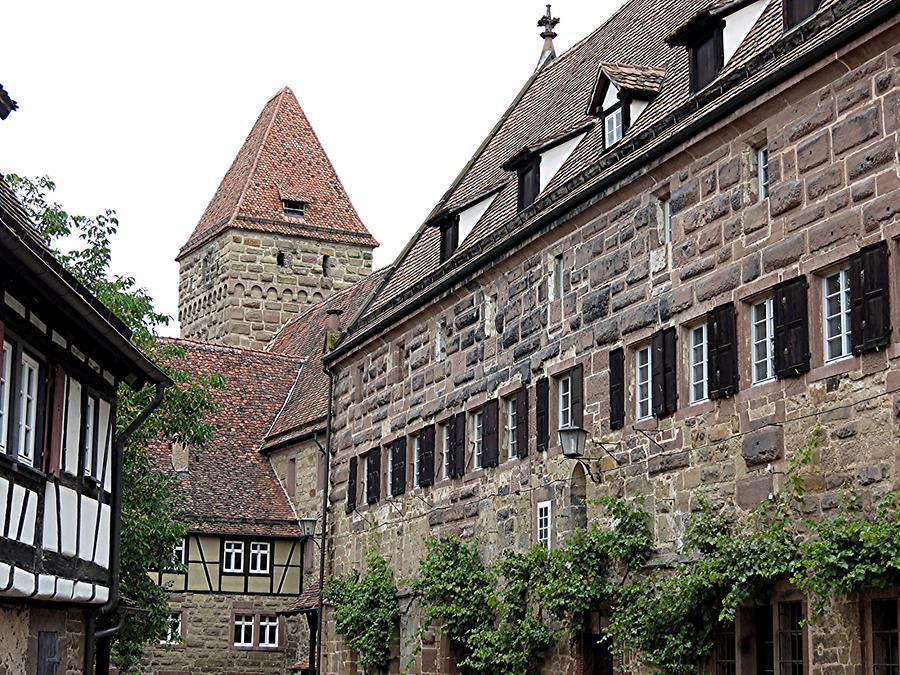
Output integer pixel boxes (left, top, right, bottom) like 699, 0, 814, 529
724, 0, 768, 64
539, 133, 587, 193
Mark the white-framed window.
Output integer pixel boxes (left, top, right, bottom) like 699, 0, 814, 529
223, 541, 244, 573
249, 542, 270, 574
259, 616, 279, 648
757, 145, 769, 200
0, 341, 11, 452
689, 324, 708, 404
604, 107, 623, 147
385, 445, 393, 492
435, 320, 447, 362
635, 345, 652, 420
471, 410, 484, 470
412, 434, 421, 488
752, 297, 776, 384
441, 423, 451, 480
161, 612, 182, 645
504, 398, 518, 461
17, 352, 39, 465
233, 615, 254, 647
172, 539, 185, 567
823, 268, 852, 362
662, 198, 672, 244
550, 253, 564, 302
83, 394, 99, 477
537, 500, 552, 549
558, 374, 572, 428
361, 453, 368, 499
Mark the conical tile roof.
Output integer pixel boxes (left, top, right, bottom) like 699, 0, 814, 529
178, 87, 377, 258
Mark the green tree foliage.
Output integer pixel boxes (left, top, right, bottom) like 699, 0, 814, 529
6, 174, 222, 671
323, 549, 401, 674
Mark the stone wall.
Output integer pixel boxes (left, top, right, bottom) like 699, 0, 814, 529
178, 229, 374, 349
141, 592, 308, 675
0, 603, 87, 675
323, 22, 900, 675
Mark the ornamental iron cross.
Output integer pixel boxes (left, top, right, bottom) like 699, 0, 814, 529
538, 4, 560, 38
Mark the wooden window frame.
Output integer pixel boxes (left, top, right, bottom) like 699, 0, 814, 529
603, 104, 625, 148
516, 155, 541, 212
258, 615, 280, 649
689, 26, 725, 93
504, 396, 518, 462
222, 540, 245, 574
757, 146, 770, 201
865, 593, 900, 675
783, 0, 821, 31
0, 339, 11, 454
536, 499, 552, 549
688, 322, 709, 404
249, 541, 271, 575
440, 422, 451, 480
751, 296, 776, 385
634, 344, 653, 421
558, 373, 573, 430
160, 611, 183, 645
282, 199, 306, 218
822, 267, 852, 363
412, 433, 421, 489
233, 613, 255, 648
470, 409, 484, 471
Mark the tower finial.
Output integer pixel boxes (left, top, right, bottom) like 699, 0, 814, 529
536, 4, 560, 70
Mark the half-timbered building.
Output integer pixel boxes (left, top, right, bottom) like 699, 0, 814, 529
317, 0, 900, 674
0, 170, 170, 673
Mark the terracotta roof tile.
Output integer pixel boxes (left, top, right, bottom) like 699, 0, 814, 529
148, 338, 304, 537
179, 87, 378, 258
279, 587, 320, 615
599, 62, 667, 95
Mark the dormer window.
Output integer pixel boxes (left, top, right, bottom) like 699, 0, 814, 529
604, 107, 623, 147
439, 216, 459, 263
282, 199, 306, 218
516, 155, 541, 211
434, 188, 501, 263
783, 0, 821, 30
689, 27, 724, 93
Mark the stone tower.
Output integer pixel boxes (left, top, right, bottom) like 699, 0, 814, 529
177, 87, 378, 349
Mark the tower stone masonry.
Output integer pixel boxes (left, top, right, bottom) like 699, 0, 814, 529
177, 86, 378, 349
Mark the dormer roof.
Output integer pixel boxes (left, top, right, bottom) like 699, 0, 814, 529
178, 87, 378, 259
598, 62, 667, 98
666, 0, 761, 45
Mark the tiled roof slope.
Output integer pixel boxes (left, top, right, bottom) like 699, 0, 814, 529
360, 0, 885, 323
600, 62, 668, 94
149, 338, 303, 537
178, 87, 378, 258
263, 267, 391, 447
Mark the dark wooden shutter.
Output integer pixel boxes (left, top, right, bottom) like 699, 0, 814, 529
419, 426, 435, 487
44, 364, 65, 475
440, 218, 459, 263
651, 327, 677, 416
366, 450, 380, 503
849, 242, 891, 354
571, 364, 584, 428
784, 0, 820, 29
346, 456, 357, 512
707, 303, 738, 399
609, 348, 625, 430
37, 631, 59, 675
482, 399, 499, 468
535, 377, 549, 452
452, 413, 466, 478
391, 438, 406, 497
773, 277, 810, 378
518, 157, 541, 211
515, 387, 529, 459
689, 28, 724, 93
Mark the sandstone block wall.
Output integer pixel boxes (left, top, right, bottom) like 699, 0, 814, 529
178, 230, 374, 349
323, 25, 900, 675
0, 603, 87, 675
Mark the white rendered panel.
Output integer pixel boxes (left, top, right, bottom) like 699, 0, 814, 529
73, 581, 94, 602
94, 585, 109, 604
55, 577, 74, 601
98, 400, 112, 491
723, 0, 767, 64
458, 194, 498, 245
37, 574, 56, 599
64, 377, 82, 475
0, 478, 8, 534
10, 567, 34, 596
7, 484, 25, 540
79, 496, 99, 562
630, 99, 649, 124
539, 133, 587, 193
96, 504, 111, 568
602, 81, 620, 109
43, 486, 59, 552
59, 486, 78, 556
20, 489, 36, 546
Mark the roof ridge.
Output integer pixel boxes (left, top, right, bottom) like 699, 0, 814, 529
161, 336, 307, 361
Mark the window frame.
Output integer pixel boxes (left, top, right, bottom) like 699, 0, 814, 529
223, 540, 245, 574
233, 614, 255, 648
16, 350, 40, 466
777, 601, 805, 675
249, 541, 271, 575
282, 199, 306, 218
258, 615, 279, 649
752, 296, 776, 384
870, 597, 899, 675
504, 397, 518, 462
537, 500, 552, 549
160, 612, 183, 645
822, 267, 852, 362
82, 392, 100, 478
412, 433, 421, 489
688, 322, 709, 404
471, 409, 484, 471
635, 345, 653, 421
0, 340, 10, 454
604, 105, 624, 148
757, 145, 770, 201
441, 422, 451, 480
558, 373, 573, 429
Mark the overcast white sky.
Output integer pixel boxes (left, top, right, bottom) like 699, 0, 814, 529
2, 1, 624, 336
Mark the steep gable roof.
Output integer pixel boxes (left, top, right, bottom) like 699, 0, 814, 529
599, 62, 668, 96
148, 338, 304, 537
178, 87, 378, 258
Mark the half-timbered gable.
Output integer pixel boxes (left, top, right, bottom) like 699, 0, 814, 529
0, 171, 169, 675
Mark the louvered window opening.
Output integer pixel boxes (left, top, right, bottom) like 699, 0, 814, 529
752, 297, 776, 384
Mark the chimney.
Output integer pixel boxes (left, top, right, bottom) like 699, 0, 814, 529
324, 309, 344, 352
536, 4, 560, 71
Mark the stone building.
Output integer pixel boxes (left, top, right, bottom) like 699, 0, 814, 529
315, 0, 900, 674
177, 86, 378, 350
143, 87, 383, 674
0, 101, 170, 673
